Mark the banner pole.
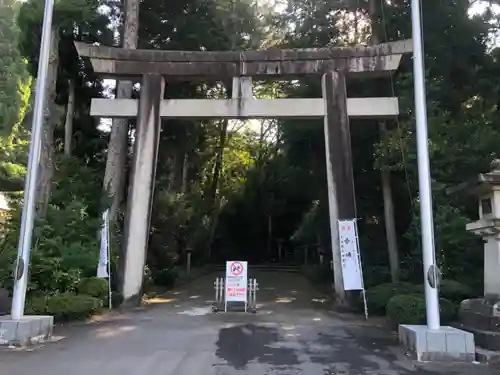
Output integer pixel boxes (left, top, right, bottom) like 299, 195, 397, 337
354, 219, 368, 320
106, 212, 112, 310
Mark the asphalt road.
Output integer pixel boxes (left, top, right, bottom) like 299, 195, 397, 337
0, 271, 498, 375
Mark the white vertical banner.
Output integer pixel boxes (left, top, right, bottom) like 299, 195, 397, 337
338, 219, 363, 290
97, 210, 110, 278
338, 219, 368, 319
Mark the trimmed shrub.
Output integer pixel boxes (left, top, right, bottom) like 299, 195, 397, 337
152, 268, 178, 288
365, 282, 419, 315
362, 266, 392, 288
111, 291, 123, 307
27, 293, 101, 321
143, 266, 155, 292
316, 264, 334, 284
77, 277, 108, 300
410, 280, 474, 304
386, 294, 457, 326
301, 264, 333, 285
439, 280, 474, 303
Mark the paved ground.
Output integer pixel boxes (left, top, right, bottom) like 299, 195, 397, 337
0, 271, 498, 375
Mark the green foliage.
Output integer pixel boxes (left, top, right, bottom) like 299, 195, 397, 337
301, 264, 332, 285
27, 293, 101, 321
18, 0, 115, 75
151, 269, 178, 288
386, 295, 457, 327
0, 199, 101, 294
77, 277, 109, 300
363, 266, 407, 288
439, 280, 475, 304
0, 1, 32, 192
405, 203, 484, 290
405, 280, 473, 303
142, 266, 155, 293
291, 200, 324, 244
0, 1, 31, 134
0, 158, 106, 295
365, 282, 420, 315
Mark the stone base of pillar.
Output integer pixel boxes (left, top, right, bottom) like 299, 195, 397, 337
458, 298, 500, 351
399, 324, 475, 362
0, 315, 53, 346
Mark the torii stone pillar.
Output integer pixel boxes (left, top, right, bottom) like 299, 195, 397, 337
322, 71, 355, 302
121, 73, 165, 304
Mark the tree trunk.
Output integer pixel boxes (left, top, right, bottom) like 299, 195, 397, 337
208, 119, 228, 204
204, 120, 228, 259
36, 25, 59, 216
103, 82, 132, 217
206, 198, 221, 260
369, 0, 400, 282
173, 147, 186, 192
380, 123, 400, 282
64, 79, 75, 156
206, 80, 232, 204
103, 0, 139, 220
267, 214, 272, 259
181, 152, 189, 194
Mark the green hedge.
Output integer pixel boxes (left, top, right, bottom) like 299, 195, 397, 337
77, 277, 109, 300
439, 280, 474, 303
151, 268, 178, 288
364, 282, 419, 315
386, 294, 457, 326
27, 293, 102, 321
364, 279, 472, 316
301, 264, 332, 285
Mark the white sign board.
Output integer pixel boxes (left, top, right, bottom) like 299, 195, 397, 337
225, 261, 248, 303
338, 219, 364, 291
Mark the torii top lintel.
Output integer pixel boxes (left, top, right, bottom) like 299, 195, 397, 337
74, 39, 412, 79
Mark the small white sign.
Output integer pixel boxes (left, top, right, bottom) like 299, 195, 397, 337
338, 219, 364, 291
225, 261, 248, 303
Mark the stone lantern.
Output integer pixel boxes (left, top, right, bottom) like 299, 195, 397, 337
449, 159, 500, 351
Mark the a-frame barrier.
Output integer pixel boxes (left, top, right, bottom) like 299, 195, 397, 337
75, 40, 412, 305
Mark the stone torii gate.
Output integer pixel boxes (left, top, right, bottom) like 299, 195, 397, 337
75, 40, 412, 305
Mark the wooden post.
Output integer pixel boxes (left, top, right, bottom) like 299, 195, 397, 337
187, 251, 192, 276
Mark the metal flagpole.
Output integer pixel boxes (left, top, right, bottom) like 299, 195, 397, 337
11, 0, 56, 320
410, 0, 441, 330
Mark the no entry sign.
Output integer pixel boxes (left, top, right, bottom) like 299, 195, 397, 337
225, 261, 248, 303
229, 261, 244, 276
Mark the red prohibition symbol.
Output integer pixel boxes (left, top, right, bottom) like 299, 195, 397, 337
230, 261, 244, 276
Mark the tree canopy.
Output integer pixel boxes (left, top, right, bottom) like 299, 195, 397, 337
0, 0, 499, 308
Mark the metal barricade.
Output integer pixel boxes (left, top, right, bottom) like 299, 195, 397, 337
213, 277, 224, 312
248, 278, 258, 313
213, 276, 258, 313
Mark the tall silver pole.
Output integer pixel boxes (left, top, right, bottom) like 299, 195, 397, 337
11, 0, 55, 320
411, 0, 441, 329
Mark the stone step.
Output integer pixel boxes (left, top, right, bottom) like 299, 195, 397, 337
213, 264, 301, 272
455, 323, 500, 351
459, 309, 500, 331
476, 347, 500, 364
